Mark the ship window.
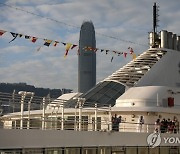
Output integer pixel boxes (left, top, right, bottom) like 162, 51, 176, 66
98, 147, 112, 154
149, 147, 159, 154
159, 147, 169, 154
65, 147, 81, 154
138, 147, 148, 154
112, 146, 125, 153
82, 147, 97, 154
126, 147, 137, 154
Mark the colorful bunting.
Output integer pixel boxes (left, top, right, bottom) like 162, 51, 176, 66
117, 53, 120, 56
106, 50, 109, 54
62, 43, 78, 57
111, 56, 114, 62
132, 53, 137, 60
128, 47, 134, 54
0, 29, 137, 62
9, 32, 18, 43
64, 43, 72, 57
71, 44, 77, 50
18, 34, 23, 38
0, 30, 6, 36
83, 46, 98, 52
31, 37, 38, 43
123, 52, 127, 58
94, 48, 98, 52
25, 35, 31, 39
44, 39, 52, 47
53, 41, 59, 47
62, 42, 66, 46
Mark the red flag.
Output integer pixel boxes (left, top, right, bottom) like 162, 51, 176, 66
54, 41, 59, 47
124, 52, 127, 58
0, 30, 6, 36
128, 47, 134, 54
31, 37, 38, 43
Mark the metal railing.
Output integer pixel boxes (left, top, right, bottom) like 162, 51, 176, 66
1, 117, 179, 134
0, 92, 179, 134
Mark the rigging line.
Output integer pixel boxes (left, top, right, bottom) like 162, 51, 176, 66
0, 2, 148, 47
0, 2, 80, 29
96, 32, 148, 47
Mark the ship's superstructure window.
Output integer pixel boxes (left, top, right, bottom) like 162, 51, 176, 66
79, 49, 167, 107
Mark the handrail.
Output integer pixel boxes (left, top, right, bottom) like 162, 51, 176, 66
0, 118, 179, 134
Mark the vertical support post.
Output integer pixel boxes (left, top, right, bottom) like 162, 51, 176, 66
27, 92, 34, 129
20, 92, 26, 129
74, 105, 77, 131
94, 103, 97, 131
55, 107, 59, 130
42, 97, 46, 130
157, 93, 159, 106
61, 102, 64, 130
12, 90, 15, 113
51, 109, 53, 129
108, 104, 112, 131
147, 124, 149, 133
14, 120, 17, 129
78, 98, 82, 131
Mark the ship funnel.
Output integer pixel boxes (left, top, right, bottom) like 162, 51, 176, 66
159, 30, 180, 51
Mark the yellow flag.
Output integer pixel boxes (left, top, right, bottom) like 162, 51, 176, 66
64, 43, 72, 57
132, 53, 137, 60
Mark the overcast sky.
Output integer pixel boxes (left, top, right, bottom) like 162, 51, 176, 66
0, 0, 180, 92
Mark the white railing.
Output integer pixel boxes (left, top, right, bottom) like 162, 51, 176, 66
0, 92, 179, 134
1, 117, 179, 134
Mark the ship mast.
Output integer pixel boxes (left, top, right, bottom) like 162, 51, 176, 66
152, 2, 159, 48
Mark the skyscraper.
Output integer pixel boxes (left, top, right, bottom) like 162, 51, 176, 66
78, 21, 96, 93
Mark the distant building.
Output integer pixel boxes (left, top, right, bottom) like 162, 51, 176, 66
62, 88, 73, 94
78, 21, 96, 93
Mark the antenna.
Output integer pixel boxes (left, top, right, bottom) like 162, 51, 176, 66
152, 2, 159, 47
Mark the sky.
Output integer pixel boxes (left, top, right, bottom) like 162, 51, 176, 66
0, 0, 180, 92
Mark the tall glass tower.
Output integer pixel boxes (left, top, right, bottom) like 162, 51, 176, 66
78, 21, 96, 93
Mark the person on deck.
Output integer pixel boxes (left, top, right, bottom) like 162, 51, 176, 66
138, 116, 144, 132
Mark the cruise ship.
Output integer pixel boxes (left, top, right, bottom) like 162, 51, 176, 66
0, 3, 180, 154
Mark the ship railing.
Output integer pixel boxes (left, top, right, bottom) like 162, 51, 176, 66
0, 91, 180, 133
0, 117, 179, 134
